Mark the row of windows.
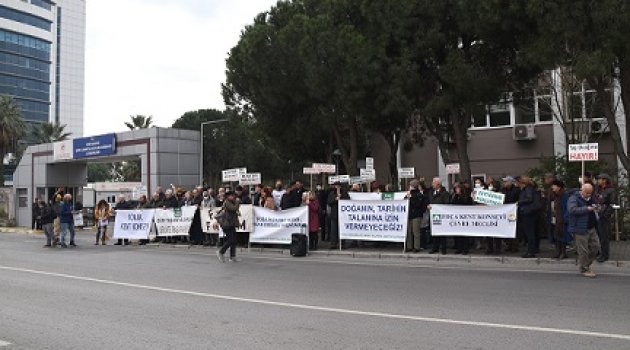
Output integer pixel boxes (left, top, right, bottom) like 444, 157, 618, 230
0, 62, 50, 81
30, 0, 53, 11
0, 74, 49, 92
0, 29, 50, 53
0, 5, 52, 31
0, 41, 49, 61
14, 97, 49, 114
0, 51, 49, 72
0, 86, 49, 101
21, 108, 49, 122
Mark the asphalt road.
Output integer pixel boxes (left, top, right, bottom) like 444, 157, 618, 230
0, 232, 629, 350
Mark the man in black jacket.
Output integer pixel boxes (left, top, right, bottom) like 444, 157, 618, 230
428, 178, 451, 254
327, 182, 349, 249
595, 173, 617, 262
38, 200, 55, 247
114, 195, 135, 246
502, 176, 521, 252
405, 180, 428, 253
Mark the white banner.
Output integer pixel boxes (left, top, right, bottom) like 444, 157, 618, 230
153, 206, 197, 236
303, 167, 319, 175
222, 168, 247, 182
113, 209, 155, 239
338, 200, 409, 242
251, 206, 308, 244
73, 212, 84, 227
200, 205, 254, 234
430, 204, 518, 238
313, 163, 336, 173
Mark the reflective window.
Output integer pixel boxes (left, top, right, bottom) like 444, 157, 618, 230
31, 0, 52, 11
0, 29, 51, 60
0, 5, 52, 31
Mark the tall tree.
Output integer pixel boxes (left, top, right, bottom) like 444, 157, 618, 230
125, 115, 153, 130
0, 96, 26, 186
31, 122, 71, 144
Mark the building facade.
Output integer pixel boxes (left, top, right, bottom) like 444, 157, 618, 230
0, 0, 85, 137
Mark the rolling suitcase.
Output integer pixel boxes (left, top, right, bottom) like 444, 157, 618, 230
290, 225, 308, 257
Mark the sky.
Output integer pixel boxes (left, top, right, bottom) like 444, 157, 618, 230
84, 0, 278, 136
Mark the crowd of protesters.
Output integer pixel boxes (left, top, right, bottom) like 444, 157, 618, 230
30, 170, 618, 276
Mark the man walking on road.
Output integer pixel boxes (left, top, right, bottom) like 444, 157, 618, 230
567, 183, 601, 278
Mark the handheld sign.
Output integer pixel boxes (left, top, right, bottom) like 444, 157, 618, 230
398, 168, 415, 179
239, 173, 261, 186
568, 143, 598, 162
473, 189, 505, 206
360, 168, 376, 181
365, 157, 374, 170
313, 163, 337, 174
446, 163, 460, 175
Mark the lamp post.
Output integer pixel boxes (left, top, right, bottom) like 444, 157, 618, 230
199, 119, 228, 186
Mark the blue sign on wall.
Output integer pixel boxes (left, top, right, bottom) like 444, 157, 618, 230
73, 133, 117, 159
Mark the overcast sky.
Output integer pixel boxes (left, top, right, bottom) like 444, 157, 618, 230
84, 0, 278, 136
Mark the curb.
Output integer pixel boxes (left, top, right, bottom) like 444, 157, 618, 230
147, 244, 629, 268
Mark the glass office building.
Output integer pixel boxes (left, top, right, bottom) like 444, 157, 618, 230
0, 0, 85, 137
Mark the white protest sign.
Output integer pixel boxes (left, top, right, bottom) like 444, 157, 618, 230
200, 205, 254, 234
398, 168, 415, 179
348, 192, 381, 201
446, 163, 460, 175
154, 206, 197, 236
328, 176, 340, 185
350, 176, 365, 185
303, 167, 319, 175
338, 200, 409, 242
430, 204, 518, 238
222, 168, 240, 182
360, 168, 376, 181
250, 206, 308, 244
366, 157, 374, 170
313, 163, 337, 174
73, 212, 84, 227
473, 189, 505, 206
568, 143, 599, 162
112, 209, 155, 239
338, 175, 351, 183
239, 173, 261, 186
53, 139, 73, 161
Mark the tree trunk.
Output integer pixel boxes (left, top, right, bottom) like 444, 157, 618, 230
382, 130, 401, 188
452, 109, 472, 181
331, 116, 359, 176
595, 80, 630, 174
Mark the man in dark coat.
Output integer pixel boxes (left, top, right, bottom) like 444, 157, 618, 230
327, 182, 349, 249
595, 173, 617, 263
405, 180, 428, 253
428, 177, 451, 254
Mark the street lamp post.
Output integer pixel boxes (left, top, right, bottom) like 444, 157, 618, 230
199, 119, 228, 186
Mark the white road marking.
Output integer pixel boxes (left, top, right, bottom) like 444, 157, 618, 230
0, 340, 11, 347
1, 265, 629, 341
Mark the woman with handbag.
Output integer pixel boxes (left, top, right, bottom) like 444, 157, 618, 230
215, 191, 241, 262
94, 200, 111, 245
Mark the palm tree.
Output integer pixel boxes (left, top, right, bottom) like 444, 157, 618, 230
124, 115, 153, 130
0, 96, 26, 185
31, 122, 72, 144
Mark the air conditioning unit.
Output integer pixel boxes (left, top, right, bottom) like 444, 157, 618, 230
591, 118, 610, 134
513, 124, 536, 141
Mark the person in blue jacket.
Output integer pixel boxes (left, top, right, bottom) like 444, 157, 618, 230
59, 194, 74, 248
567, 183, 601, 278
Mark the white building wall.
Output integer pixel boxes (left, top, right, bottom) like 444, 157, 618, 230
53, 0, 85, 137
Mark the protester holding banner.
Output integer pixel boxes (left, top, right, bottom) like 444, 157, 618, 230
216, 191, 241, 263
429, 178, 451, 255
502, 176, 521, 253
328, 182, 349, 249
94, 200, 111, 245
451, 184, 474, 255
517, 176, 542, 258
272, 181, 285, 209
113, 195, 134, 246
405, 180, 427, 253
